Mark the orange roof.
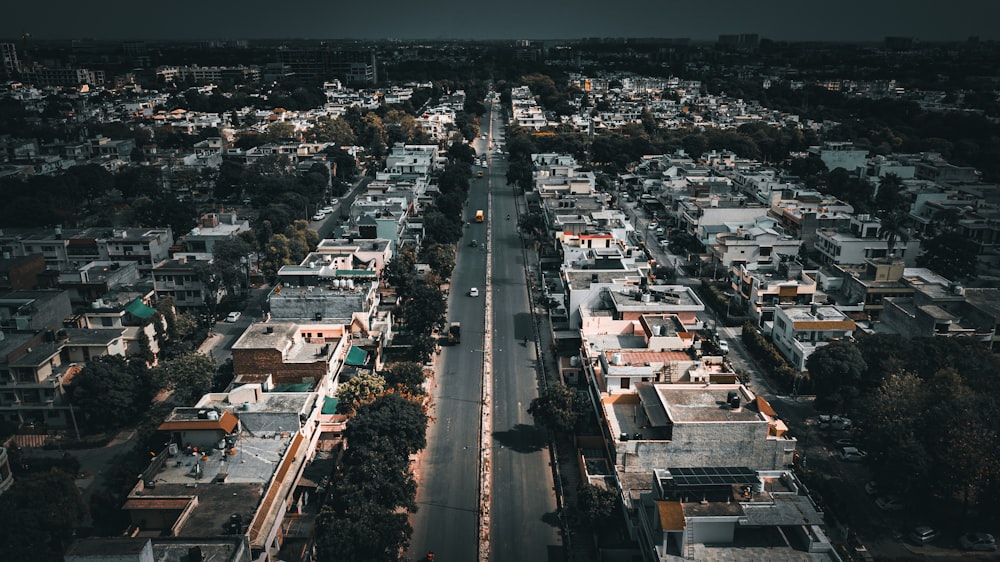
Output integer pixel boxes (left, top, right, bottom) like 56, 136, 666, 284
158, 410, 239, 433
62, 364, 83, 385
617, 350, 690, 365
656, 500, 686, 531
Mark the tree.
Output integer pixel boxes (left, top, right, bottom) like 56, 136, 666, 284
71, 356, 153, 432
382, 362, 426, 395
155, 352, 217, 405
877, 210, 910, 258
873, 173, 906, 214
262, 121, 297, 144
0, 468, 87, 561
382, 245, 419, 300
345, 394, 428, 457
212, 236, 254, 296
420, 243, 456, 280
335, 371, 387, 416
65, 163, 114, 206
924, 368, 1000, 511
528, 383, 587, 434
804, 341, 867, 412
259, 221, 318, 282
858, 372, 930, 496
381, 109, 422, 145
575, 483, 620, 527
916, 231, 978, 281
314, 502, 411, 562
332, 435, 416, 512
306, 116, 356, 145
422, 208, 463, 245
399, 280, 447, 337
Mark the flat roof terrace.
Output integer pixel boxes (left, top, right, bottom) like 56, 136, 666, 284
643, 383, 761, 424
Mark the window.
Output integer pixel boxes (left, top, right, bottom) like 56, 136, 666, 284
102, 317, 113, 327
621, 377, 630, 389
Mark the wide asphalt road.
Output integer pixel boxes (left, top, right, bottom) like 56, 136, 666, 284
408, 138, 490, 560
486, 104, 562, 562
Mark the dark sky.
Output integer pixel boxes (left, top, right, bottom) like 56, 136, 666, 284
4, 0, 997, 42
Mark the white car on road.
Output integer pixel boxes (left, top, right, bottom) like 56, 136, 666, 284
225, 311, 242, 323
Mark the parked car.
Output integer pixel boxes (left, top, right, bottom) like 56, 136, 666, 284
319, 206, 334, 215
818, 414, 851, 430
312, 212, 326, 221
835, 438, 856, 448
875, 495, 905, 511
959, 532, 997, 551
225, 311, 242, 323
839, 447, 868, 462
718, 340, 730, 354
832, 417, 853, 431
908, 526, 939, 545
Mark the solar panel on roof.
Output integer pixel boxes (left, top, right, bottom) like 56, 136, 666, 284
665, 466, 758, 488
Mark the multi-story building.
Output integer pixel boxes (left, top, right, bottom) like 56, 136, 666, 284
65, 536, 251, 562
771, 304, 856, 371
821, 258, 940, 322
0, 290, 147, 428
152, 256, 212, 310
814, 214, 920, 267
274, 46, 377, 84
182, 213, 252, 254
122, 385, 327, 562
709, 220, 802, 268
0, 43, 20, 78
733, 259, 818, 328
230, 320, 356, 393
808, 141, 868, 172
0, 254, 45, 290
3, 226, 174, 271
24, 67, 105, 87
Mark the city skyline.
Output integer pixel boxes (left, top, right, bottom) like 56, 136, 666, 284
4, 0, 998, 42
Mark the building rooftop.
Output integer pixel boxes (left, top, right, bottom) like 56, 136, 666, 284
640, 382, 761, 424
609, 286, 703, 311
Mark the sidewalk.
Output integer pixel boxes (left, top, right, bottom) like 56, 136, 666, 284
517, 189, 597, 562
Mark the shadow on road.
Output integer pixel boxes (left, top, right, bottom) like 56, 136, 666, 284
541, 510, 562, 528
492, 423, 545, 453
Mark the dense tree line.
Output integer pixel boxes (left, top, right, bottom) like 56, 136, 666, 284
0, 460, 87, 561
805, 335, 1000, 515
379, 141, 473, 362
314, 392, 428, 562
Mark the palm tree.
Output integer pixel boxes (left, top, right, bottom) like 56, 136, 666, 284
878, 211, 910, 258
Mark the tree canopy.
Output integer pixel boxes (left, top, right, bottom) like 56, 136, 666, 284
335, 371, 387, 416
528, 383, 588, 434
71, 356, 158, 432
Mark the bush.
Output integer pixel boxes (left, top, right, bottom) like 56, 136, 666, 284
740, 322, 799, 393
